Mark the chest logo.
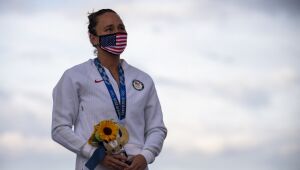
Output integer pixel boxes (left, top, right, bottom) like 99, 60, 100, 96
95, 79, 104, 83
132, 79, 144, 91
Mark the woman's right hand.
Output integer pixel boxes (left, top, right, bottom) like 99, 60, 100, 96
101, 154, 129, 170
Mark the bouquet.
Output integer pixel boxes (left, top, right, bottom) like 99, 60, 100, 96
88, 120, 129, 155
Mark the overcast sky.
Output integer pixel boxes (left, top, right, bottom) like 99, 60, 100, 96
0, 0, 299, 170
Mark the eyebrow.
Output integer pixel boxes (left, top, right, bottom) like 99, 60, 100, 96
104, 24, 113, 29
103, 23, 125, 29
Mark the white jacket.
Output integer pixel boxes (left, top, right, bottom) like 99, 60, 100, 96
51, 59, 167, 170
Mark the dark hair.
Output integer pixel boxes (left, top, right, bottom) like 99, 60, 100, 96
88, 9, 117, 36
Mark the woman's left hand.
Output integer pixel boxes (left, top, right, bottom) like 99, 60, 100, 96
124, 154, 147, 170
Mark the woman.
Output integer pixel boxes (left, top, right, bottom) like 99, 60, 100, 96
51, 9, 167, 170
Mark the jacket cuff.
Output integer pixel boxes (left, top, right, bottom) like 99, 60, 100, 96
81, 143, 97, 158
140, 149, 155, 164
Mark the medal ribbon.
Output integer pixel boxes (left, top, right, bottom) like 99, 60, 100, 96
94, 58, 126, 120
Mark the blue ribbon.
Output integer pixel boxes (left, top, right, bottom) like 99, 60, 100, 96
85, 143, 105, 170
93, 58, 127, 120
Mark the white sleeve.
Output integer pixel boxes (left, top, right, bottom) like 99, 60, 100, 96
140, 81, 167, 164
51, 70, 96, 158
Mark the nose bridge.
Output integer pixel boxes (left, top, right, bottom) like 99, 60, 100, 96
117, 30, 127, 34
111, 30, 126, 35
113, 20, 126, 33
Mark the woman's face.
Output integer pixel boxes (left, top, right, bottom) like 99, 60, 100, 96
95, 12, 126, 36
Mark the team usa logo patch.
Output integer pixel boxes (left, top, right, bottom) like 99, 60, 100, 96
132, 79, 144, 91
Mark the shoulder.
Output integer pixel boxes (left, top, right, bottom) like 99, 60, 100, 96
55, 59, 94, 88
123, 60, 154, 86
59, 59, 95, 83
64, 59, 93, 76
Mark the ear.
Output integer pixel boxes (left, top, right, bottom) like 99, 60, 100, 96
89, 33, 99, 46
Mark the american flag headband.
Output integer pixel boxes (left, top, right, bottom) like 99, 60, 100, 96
98, 32, 127, 55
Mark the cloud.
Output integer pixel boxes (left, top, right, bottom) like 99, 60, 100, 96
0, 87, 52, 136
0, 1, 299, 170
0, 0, 34, 14
0, 131, 76, 170
0, 132, 74, 170
151, 141, 300, 170
0, 131, 58, 154
223, 0, 300, 16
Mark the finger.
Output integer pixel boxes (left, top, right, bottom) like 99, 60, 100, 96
109, 162, 123, 170
133, 161, 144, 170
102, 155, 124, 170
112, 154, 128, 162
136, 164, 144, 170
110, 158, 129, 168
125, 161, 138, 170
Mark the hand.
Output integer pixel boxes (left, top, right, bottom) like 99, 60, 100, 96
101, 154, 129, 170
124, 154, 147, 170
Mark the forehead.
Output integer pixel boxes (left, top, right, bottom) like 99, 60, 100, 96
96, 12, 123, 28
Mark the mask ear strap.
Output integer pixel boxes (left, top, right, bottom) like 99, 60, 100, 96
95, 36, 101, 47
89, 32, 100, 48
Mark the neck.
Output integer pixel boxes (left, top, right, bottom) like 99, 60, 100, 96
97, 50, 120, 72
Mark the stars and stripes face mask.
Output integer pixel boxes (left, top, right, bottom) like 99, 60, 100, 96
98, 32, 127, 55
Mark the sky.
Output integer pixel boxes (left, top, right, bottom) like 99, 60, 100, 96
0, 0, 299, 170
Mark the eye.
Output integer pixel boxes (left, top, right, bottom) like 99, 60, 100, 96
105, 27, 113, 32
120, 26, 125, 30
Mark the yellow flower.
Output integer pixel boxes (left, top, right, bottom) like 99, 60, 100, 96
88, 132, 97, 146
95, 120, 119, 142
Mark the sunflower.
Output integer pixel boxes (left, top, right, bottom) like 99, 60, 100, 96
95, 120, 119, 142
